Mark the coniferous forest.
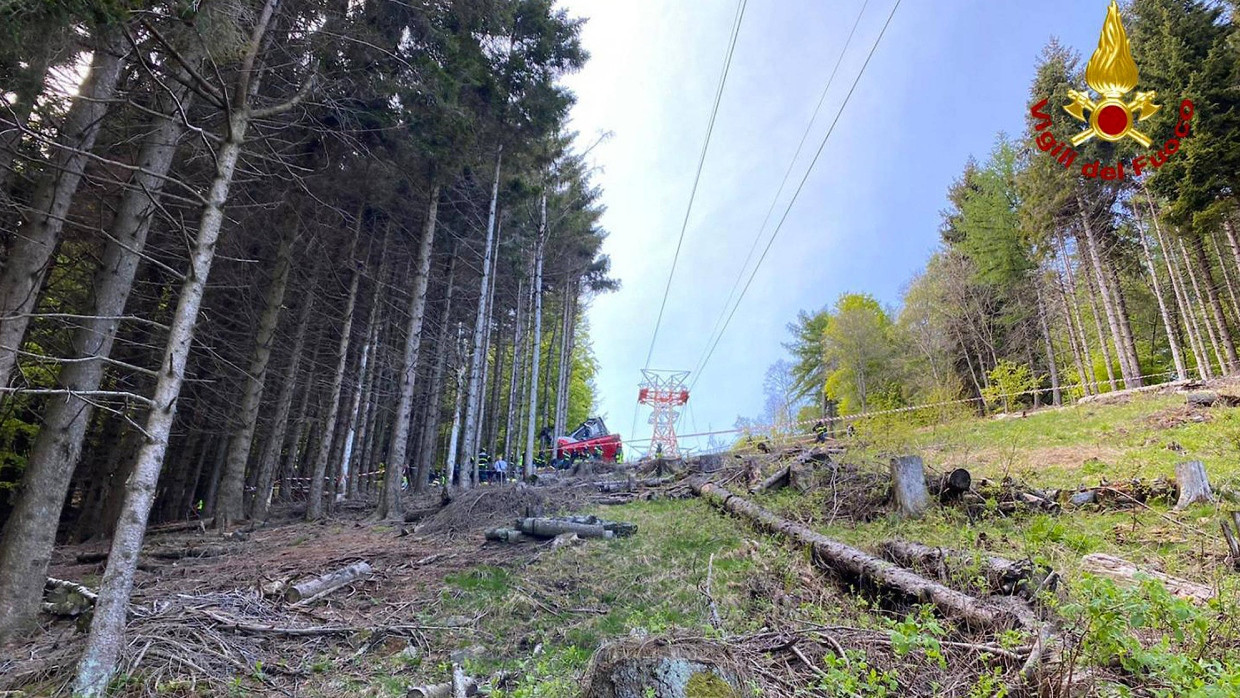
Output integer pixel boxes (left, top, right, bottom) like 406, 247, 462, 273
10, 1, 1240, 696
0, 0, 612, 688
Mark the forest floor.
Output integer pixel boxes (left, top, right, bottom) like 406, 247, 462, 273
6, 379, 1240, 696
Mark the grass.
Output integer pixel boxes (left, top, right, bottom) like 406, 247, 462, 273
367, 386, 1240, 695
890, 393, 1240, 489
404, 498, 838, 696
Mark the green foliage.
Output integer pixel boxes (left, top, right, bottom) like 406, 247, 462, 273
811, 650, 899, 697
823, 293, 899, 415
566, 319, 599, 429
981, 359, 1040, 412
1064, 577, 1240, 696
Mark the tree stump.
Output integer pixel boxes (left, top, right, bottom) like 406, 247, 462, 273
891, 455, 930, 518
581, 638, 742, 698
1174, 460, 1214, 509
1187, 391, 1219, 408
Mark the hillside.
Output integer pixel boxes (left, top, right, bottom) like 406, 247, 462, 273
5, 379, 1240, 696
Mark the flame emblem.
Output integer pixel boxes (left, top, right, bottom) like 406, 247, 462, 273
1065, 0, 1160, 147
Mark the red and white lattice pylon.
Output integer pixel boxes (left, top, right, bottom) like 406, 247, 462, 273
637, 369, 690, 459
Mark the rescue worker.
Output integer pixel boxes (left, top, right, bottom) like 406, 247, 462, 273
593, 445, 604, 461
615, 446, 624, 464
812, 419, 830, 443
477, 448, 491, 483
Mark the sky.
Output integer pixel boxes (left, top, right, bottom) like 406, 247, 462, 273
557, 0, 1116, 453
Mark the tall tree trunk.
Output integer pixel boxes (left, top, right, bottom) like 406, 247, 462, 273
1136, 211, 1188, 381
415, 252, 457, 492
0, 50, 192, 642
282, 343, 319, 502
251, 290, 313, 521
340, 232, 389, 502
307, 238, 361, 521
351, 312, 382, 497
376, 188, 439, 521
1180, 237, 1225, 375
524, 194, 547, 479
216, 226, 295, 529
445, 328, 466, 488
1054, 262, 1091, 394
0, 29, 128, 393
504, 278, 526, 459
1192, 234, 1238, 372
1082, 264, 1118, 391
553, 282, 573, 439
1221, 217, 1240, 307
1154, 217, 1211, 378
469, 231, 501, 480
483, 319, 503, 453
1210, 231, 1240, 325
1056, 232, 1101, 392
1076, 205, 1138, 387
1036, 285, 1060, 405
71, 74, 267, 698
457, 151, 502, 489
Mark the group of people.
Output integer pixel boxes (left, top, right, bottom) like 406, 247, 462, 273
424, 442, 623, 488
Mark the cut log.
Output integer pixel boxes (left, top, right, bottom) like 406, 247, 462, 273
1069, 491, 1097, 506
750, 465, 790, 494
1174, 460, 1214, 509
558, 515, 637, 537
890, 455, 930, 518
1079, 553, 1213, 604
484, 527, 528, 543
286, 561, 373, 604
407, 676, 477, 698
938, 468, 972, 500
692, 481, 1020, 629
1017, 491, 1061, 514
878, 541, 1054, 598
518, 518, 614, 539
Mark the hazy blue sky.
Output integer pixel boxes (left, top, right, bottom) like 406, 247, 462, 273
558, 0, 1115, 452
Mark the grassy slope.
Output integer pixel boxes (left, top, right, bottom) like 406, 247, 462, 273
316, 389, 1240, 696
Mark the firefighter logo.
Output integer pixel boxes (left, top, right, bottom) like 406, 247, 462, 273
1064, 0, 1159, 147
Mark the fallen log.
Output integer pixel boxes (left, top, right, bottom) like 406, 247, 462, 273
146, 518, 213, 535
558, 515, 637, 537
750, 465, 790, 494
1175, 460, 1214, 509
1079, 553, 1213, 604
404, 506, 441, 523
286, 561, 373, 604
878, 541, 1055, 598
42, 577, 98, 616
692, 481, 1019, 629
146, 544, 233, 560
484, 527, 528, 543
517, 518, 614, 539
891, 456, 930, 518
